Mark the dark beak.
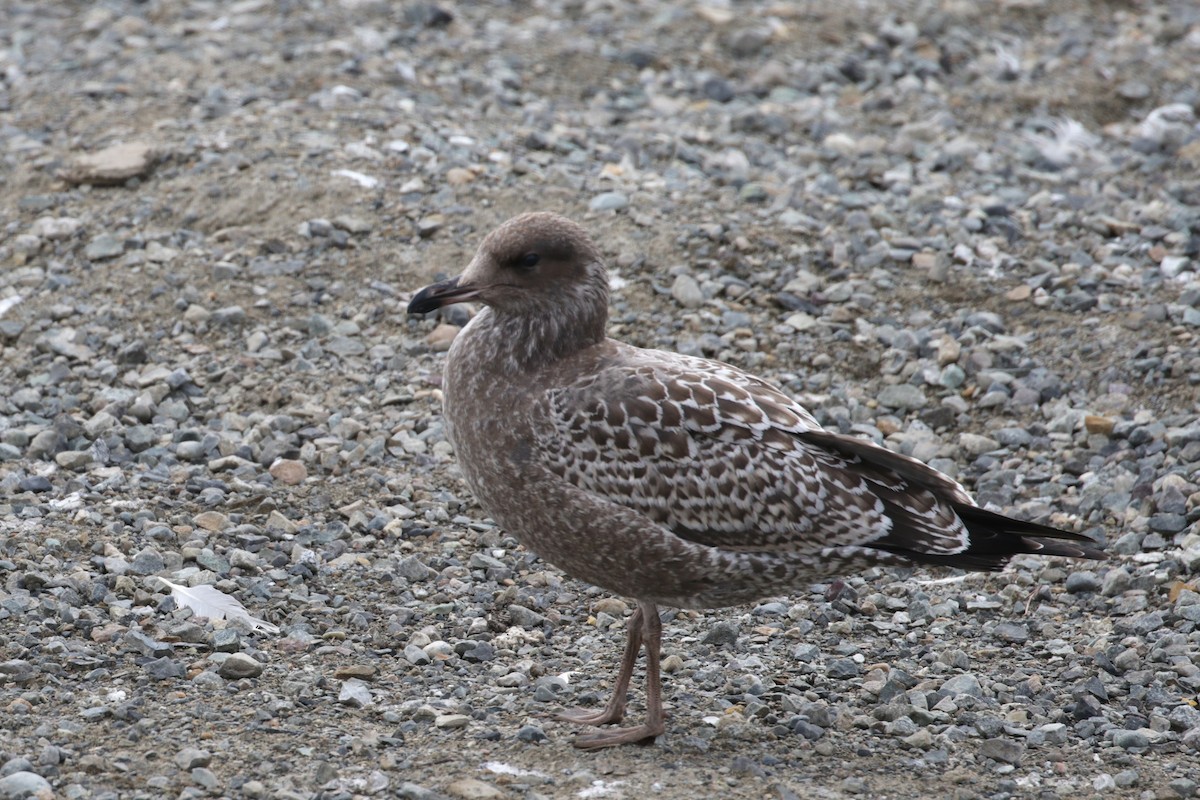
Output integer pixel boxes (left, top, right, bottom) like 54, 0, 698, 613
407, 276, 478, 314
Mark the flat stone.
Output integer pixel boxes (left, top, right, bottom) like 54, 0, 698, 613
941, 673, 983, 699
589, 191, 629, 212
31, 216, 82, 239
979, 737, 1023, 765
1065, 571, 1100, 593
671, 274, 704, 308
338, 678, 373, 707
174, 747, 212, 770
193, 511, 230, 531
85, 233, 125, 260
218, 653, 264, 679
434, 713, 470, 729
0, 771, 52, 799
877, 384, 927, 410
64, 142, 156, 185
269, 459, 307, 485
144, 656, 186, 681
446, 778, 503, 799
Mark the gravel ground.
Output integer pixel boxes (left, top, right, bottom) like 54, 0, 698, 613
3, 1, 1200, 798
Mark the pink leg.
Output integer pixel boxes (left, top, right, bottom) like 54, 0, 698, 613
556, 604, 643, 727
565, 600, 666, 749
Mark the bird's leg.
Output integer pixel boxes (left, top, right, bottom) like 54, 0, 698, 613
570, 600, 667, 749
555, 604, 643, 727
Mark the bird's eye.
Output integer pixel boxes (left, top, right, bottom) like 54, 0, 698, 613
517, 252, 540, 270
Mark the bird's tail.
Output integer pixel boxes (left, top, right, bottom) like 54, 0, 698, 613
898, 503, 1106, 571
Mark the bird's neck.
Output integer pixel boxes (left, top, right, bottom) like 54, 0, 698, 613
458, 281, 609, 375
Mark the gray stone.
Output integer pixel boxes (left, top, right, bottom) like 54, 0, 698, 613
129, 547, 166, 575
827, 659, 861, 679
702, 621, 739, 646
1065, 571, 1100, 593
85, 233, 125, 260
979, 737, 1023, 765
174, 747, 211, 770
1112, 729, 1149, 751
0, 771, 52, 800
144, 656, 186, 681
993, 622, 1028, 643
877, 384, 927, 410
671, 274, 704, 308
212, 306, 247, 326
218, 653, 264, 679
941, 673, 983, 699
396, 556, 436, 581
588, 191, 629, 212
339, 678, 373, 707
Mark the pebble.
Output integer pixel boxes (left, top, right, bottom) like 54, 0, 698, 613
63, 142, 156, 185
174, 748, 211, 770
446, 779, 503, 799
1065, 571, 1100, 593
217, 653, 264, 679
434, 714, 470, 729
338, 678, 373, 707
193, 511, 230, 531
85, 233, 125, 260
876, 384, 927, 410
671, 274, 704, 308
0, 772, 52, 800
979, 738, 1023, 765
269, 459, 307, 485
589, 191, 629, 212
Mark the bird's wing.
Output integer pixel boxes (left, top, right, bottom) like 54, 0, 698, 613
532, 349, 974, 557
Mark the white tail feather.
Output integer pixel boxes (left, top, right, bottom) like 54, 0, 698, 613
157, 578, 280, 634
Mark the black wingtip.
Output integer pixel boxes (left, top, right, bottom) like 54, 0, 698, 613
877, 503, 1106, 571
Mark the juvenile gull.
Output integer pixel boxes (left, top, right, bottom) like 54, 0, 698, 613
408, 212, 1105, 749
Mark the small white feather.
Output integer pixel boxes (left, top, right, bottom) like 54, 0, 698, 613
157, 578, 280, 634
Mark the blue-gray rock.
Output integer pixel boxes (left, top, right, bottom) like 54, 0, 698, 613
702, 621, 739, 646
174, 747, 212, 769
0, 771, 52, 800
588, 192, 628, 212
516, 724, 546, 742
403, 644, 431, 666
993, 622, 1028, 643
212, 628, 241, 653
942, 673, 983, 699
506, 604, 546, 627
85, 233, 125, 260
827, 658, 861, 679
17, 476, 52, 493
1148, 514, 1187, 534
979, 737, 1023, 765
326, 336, 367, 356
144, 656, 186, 680
396, 556, 436, 582
129, 546, 165, 575
212, 306, 247, 326
1066, 571, 1100, 593
1112, 729, 1149, 751
339, 678, 373, 707
124, 630, 172, 658
877, 384, 927, 410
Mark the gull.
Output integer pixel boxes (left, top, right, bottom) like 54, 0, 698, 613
408, 212, 1105, 748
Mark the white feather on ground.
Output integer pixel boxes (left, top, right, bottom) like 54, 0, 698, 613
157, 578, 279, 634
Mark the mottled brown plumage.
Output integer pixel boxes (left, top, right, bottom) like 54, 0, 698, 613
408, 212, 1105, 748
